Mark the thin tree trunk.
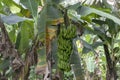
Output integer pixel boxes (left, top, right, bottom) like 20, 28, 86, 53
99, 35, 117, 80
103, 44, 117, 80
0, 20, 39, 80
0, 18, 25, 80
20, 35, 39, 80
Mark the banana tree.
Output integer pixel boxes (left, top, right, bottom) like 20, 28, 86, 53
0, 0, 44, 80
0, 0, 120, 80
48, 0, 120, 79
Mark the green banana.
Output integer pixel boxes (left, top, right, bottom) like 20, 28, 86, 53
57, 24, 76, 72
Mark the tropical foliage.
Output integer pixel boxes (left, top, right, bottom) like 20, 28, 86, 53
0, 0, 120, 80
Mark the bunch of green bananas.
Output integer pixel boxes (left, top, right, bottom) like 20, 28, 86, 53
57, 24, 76, 71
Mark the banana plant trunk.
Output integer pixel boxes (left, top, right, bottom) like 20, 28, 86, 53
103, 45, 117, 80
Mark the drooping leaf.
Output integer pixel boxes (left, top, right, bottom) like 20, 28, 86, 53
78, 6, 120, 25
0, 14, 30, 24
37, 6, 47, 35
79, 38, 96, 54
18, 21, 33, 53
82, 41, 103, 53
70, 38, 84, 80
20, 0, 38, 18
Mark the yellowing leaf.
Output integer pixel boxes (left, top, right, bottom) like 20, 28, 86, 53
47, 18, 64, 25
10, 4, 21, 13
